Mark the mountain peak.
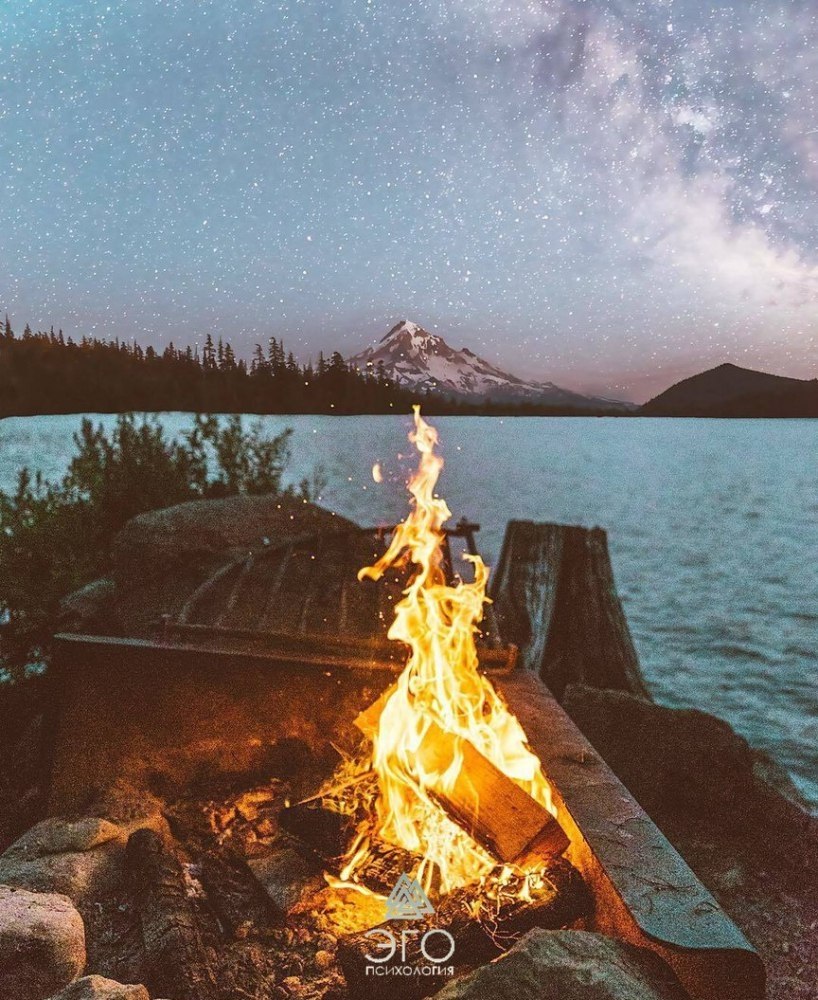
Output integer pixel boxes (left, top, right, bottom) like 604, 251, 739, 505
349, 322, 633, 411
380, 320, 439, 352
383, 319, 424, 339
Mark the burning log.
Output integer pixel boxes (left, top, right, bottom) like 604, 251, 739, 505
125, 828, 218, 1000
352, 838, 425, 896
338, 856, 590, 1000
417, 720, 569, 864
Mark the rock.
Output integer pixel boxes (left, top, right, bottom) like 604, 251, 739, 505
89, 779, 169, 837
0, 677, 49, 851
248, 842, 324, 916
113, 494, 354, 589
750, 748, 808, 809
7, 818, 121, 858
0, 818, 125, 907
562, 683, 818, 873
432, 929, 688, 1000
46, 976, 149, 1000
0, 884, 86, 1000
562, 684, 756, 826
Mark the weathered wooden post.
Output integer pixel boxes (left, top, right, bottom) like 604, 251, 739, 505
490, 521, 649, 700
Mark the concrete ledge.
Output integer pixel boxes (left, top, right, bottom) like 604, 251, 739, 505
498, 671, 764, 1000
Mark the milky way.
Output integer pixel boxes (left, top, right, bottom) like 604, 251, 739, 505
1, 1, 816, 400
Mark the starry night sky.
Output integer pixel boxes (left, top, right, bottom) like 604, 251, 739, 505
2, 0, 817, 401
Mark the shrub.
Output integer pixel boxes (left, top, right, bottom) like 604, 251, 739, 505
0, 413, 309, 679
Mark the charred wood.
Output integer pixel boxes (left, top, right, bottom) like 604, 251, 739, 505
125, 827, 218, 1000
247, 839, 325, 918
338, 857, 590, 1000
278, 799, 358, 859
199, 848, 276, 939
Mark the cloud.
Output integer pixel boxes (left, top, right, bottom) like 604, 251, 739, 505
632, 170, 818, 317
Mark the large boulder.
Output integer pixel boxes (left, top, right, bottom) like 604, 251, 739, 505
562, 684, 757, 825
46, 975, 149, 1000
104, 494, 357, 637
432, 929, 688, 1000
112, 493, 354, 589
0, 885, 86, 1000
6, 818, 121, 857
58, 579, 118, 635
562, 684, 818, 869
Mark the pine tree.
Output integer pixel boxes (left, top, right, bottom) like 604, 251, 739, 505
251, 344, 266, 374
203, 334, 216, 370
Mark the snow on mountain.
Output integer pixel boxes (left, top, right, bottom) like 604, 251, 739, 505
348, 320, 631, 410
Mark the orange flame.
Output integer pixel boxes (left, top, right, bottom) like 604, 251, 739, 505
344, 407, 554, 894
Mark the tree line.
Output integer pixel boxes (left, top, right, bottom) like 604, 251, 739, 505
0, 318, 427, 416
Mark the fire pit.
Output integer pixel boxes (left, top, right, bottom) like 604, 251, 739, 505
46, 410, 764, 1000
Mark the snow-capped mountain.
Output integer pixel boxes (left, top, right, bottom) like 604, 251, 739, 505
348, 321, 631, 410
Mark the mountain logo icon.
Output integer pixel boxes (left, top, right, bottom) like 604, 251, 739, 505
385, 873, 435, 921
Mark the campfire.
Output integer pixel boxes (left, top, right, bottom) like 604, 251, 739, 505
320, 408, 567, 896
246, 407, 577, 993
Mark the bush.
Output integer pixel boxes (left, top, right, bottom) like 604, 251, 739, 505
0, 414, 310, 680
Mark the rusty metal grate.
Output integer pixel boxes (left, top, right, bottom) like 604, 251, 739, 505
161, 520, 517, 674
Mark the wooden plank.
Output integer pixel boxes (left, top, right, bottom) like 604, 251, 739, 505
417, 720, 569, 863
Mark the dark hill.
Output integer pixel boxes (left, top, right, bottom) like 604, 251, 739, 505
642, 363, 818, 417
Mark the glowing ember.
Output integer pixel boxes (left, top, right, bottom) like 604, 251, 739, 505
340, 407, 556, 896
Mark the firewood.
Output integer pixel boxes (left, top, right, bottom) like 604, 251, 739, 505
200, 848, 276, 939
417, 720, 569, 863
338, 856, 590, 1000
125, 827, 218, 1000
350, 837, 425, 896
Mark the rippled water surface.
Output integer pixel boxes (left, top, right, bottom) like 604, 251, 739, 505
2, 413, 816, 806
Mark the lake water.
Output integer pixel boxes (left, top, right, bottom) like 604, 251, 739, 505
1, 412, 817, 808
